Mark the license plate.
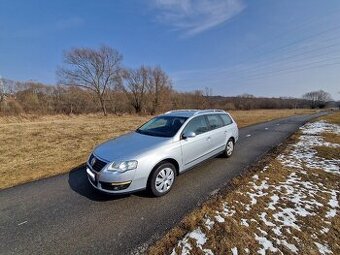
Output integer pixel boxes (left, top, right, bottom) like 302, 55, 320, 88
86, 167, 95, 181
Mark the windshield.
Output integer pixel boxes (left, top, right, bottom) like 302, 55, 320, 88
136, 116, 188, 137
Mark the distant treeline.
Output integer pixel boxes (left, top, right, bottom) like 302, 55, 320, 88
1, 45, 337, 116
0, 79, 326, 116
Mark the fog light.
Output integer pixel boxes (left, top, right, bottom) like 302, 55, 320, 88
100, 181, 132, 191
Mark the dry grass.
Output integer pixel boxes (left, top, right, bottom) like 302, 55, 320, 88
0, 114, 150, 189
315, 146, 340, 160
322, 132, 340, 144
318, 111, 340, 125
0, 109, 317, 189
316, 112, 340, 159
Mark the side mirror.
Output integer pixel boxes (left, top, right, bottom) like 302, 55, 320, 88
182, 131, 196, 139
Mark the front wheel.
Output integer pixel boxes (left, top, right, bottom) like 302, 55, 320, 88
148, 163, 176, 197
223, 139, 234, 158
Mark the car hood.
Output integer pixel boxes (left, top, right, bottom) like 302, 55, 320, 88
93, 131, 171, 162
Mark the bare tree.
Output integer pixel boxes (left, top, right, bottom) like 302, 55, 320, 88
123, 66, 151, 113
302, 90, 332, 108
149, 67, 172, 114
57, 46, 122, 116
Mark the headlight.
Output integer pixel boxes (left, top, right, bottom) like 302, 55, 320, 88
107, 160, 138, 172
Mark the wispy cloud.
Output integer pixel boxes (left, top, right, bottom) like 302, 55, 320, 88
151, 0, 246, 36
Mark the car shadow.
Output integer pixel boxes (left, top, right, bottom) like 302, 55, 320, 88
68, 164, 134, 201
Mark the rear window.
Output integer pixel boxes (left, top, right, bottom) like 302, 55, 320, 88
206, 114, 224, 130
220, 114, 233, 125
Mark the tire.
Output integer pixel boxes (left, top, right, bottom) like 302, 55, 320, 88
148, 163, 176, 197
223, 138, 234, 158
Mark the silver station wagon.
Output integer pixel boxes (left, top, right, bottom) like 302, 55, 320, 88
86, 109, 239, 196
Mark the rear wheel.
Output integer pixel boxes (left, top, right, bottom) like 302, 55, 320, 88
149, 163, 176, 197
223, 138, 234, 158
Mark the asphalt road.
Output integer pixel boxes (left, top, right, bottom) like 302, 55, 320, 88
0, 112, 325, 255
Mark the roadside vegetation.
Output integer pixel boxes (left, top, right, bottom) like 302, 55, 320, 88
0, 109, 317, 189
147, 112, 340, 255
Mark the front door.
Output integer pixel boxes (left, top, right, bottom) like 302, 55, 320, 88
180, 116, 211, 169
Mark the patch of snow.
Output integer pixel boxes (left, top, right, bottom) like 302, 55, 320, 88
241, 219, 249, 227
272, 227, 282, 236
281, 240, 298, 253
255, 234, 278, 255
325, 209, 336, 218
268, 194, 279, 210
204, 217, 215, 230
278, 121, 340, 174
328, 190, 339, 208
246, 180, 269, 208
203, 249, 214, 255
326, 189, 339, 218
214, 215, 225, 223
189, 229, 207, 247
314, 242, 333, 255
259, 212, 275, 227
221, 203, 236, 217
231, 247, 238, 255
262, 165, 269, 172
257, 228, 268, 236
171, 228, 207, 255
320, 227, 330, 234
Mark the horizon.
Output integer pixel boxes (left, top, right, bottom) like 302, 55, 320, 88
1, 0, 340, 100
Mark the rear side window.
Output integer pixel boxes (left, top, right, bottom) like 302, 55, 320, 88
220, 114, 233, 125
206, 114, 224, 130
183, 116, 210, 135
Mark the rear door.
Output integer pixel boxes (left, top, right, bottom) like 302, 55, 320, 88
220, 113, 237, 141
206, 114, 227, 154
180, 116, 211, 168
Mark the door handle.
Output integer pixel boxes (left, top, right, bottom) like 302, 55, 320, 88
207, 136, 211, 141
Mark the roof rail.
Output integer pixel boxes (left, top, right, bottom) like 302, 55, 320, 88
193, 109, 226, 115
164, 109, 226, 115
164, 109, 199, 114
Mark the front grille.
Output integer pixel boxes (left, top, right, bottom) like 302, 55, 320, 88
89, 154, 108, 172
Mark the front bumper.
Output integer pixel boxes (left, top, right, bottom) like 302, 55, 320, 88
86, 164, 143, 194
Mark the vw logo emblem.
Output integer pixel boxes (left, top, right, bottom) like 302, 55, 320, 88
90, 157, 96, 166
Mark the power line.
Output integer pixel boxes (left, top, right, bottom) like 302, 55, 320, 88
211, 39, 340, 78
217, 58, 340, 84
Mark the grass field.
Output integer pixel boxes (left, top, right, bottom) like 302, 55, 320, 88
0, 109, 317, 189
147, 112, 340, 255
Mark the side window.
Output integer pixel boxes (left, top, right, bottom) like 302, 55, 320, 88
183, 116, 209, 135
206, 114, 224, 130
220, 114, 233, 125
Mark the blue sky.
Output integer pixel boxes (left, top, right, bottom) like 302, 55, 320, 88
1, 0, 340, 99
